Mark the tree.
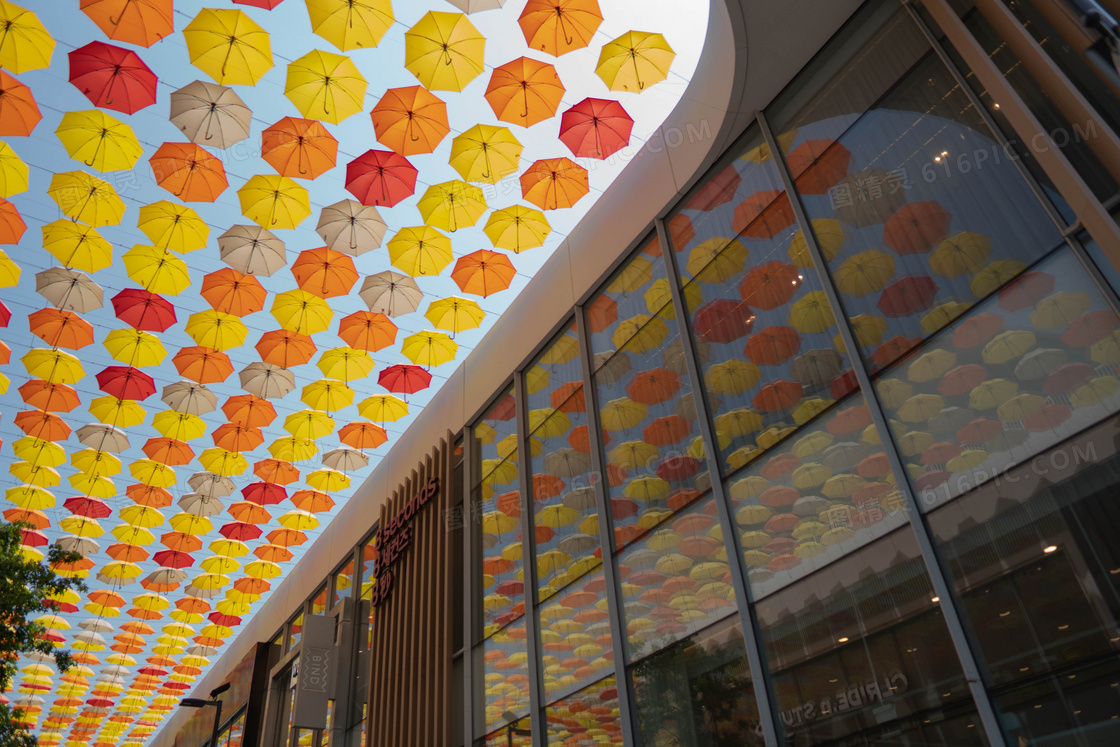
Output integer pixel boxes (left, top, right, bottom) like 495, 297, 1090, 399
0, 521, 87, 746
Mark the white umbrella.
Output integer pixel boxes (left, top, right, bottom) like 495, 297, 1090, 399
360, 271, 423, 317
162, 381, 218, 415
218, 224, 286, 276
169, 80, 252, 149
240, 362, 296, 399
35, 267, 103, 312
316, 199, 386, 256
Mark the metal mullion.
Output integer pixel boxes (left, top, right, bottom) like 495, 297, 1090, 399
461, 431, 475, 747
652, 221, 782, 747
757, 109, 1009, 747
514, 373, 545, 747
574, 304, 636, 747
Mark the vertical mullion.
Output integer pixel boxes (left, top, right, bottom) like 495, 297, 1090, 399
652, 221, 783, 747
462, 432, 475, 747
574, 305, 636, 747
514, 374, 545, 747
757, 109, 1010, 747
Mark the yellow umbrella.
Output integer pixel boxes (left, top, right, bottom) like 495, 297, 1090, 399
55, 110, 142, 173
841, 314, 889, 351
833, 249, 895, 297
183, 8, 272, 86
595, 31, 675, 92
789, 291, 836, 334
417, 180, 487, 232
527, 408, 570, 437
302, 379, 355, 412
306, 468, 350, 491
9, 462, 59, 487
714, 408, 764, 437
49, 171, 124, 227
536, 506, 580, 529
997, 392, 1047, 422
130, 459, 176, 488
426, 297, 485, 335
929, 232, 991, 278
238, 175, 310, 229
387, 225, 453, 276
103, 328, 166, 367
285, 50, 367, 124
22, 348, 84, 385
608, 441, 658, 468
6, 485, 55, 510
271, 289, 333, 335
0, 141, 26, 198
198, 448, 248, 477
612, 315, 669, 353
1070, 377, 1120, 408
705, 359, 761, 395
1029, 290, 1092, 329
896, 393, 946, 422
12, 436, 65, 467
405, 11, 485, 92
151, 411, 206, 441
982, 330, 1036, 365
482, 511, 518, 534
119, 505, 165, 529
789, 219, 845, 266
41, 219, 113, 273
70, 472, 115, 498
402, 330, 458, 367
269, 436, 317, 462
921, 301, 972, 335
0, 1, 53, 73
307, 0, 394, 50
137, 201, 209, 252
70, 448, 122, 476
906, 349, 956, 383
971, 259, 1026, 298
358, 395, 408, 422
0, 249, 16, 287
484, 205, 550, 253
599, 398, 647, 431
686, 238, 747, 284
317, 347, 374, 382
450, 125, 522, 184
122, 245, 191, 295
185, 310, 249, 350
644, 278, 701, 319
624, 476, 670, 502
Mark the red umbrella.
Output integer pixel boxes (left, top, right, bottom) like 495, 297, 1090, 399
937, 363, 988, 397
655, 455, 701, 482
345, 149, 417, 207
877, 276, 939, 317
96, 366, 156, 400
0, 300, 10, 327
1043, 362, 1095, 396
611, 498, 638, 519
1023, 403, 1072, 432
732, 190, 795, 239
152, 550, 194, 569
786, 140, 850, 194
379, 364, 432, 395
233, 0, 284, 6
1061, 309, 1119, 348
111, 289, 176, 332
63, 496, 112, 519
558, 98, 633, 159
870, 335, 922, 368
884, 201, 952, 255
692, 299, 754, 343
951, 312, 1003, 349
684, 165, 740, 211
745, 326, 801, 366
956, 418, 1002, 445
209, 611, 242, 627
753, 380, 803, 412
20, 528, 47, 546
241, 482, 288, 506
830, 369, 858, 400
998, 271, 1054, 312
220, 522, 262, 542
738, 260, 801, 310
68, 41, 158, 114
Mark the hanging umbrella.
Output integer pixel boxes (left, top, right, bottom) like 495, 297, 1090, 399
595, 30, 675, 92
521, 157, 589, 210
169, 80, 251, 149
218, 224, 286, 277
183, 8, 272, 86
122, 245, 190, 295
786, 139, 850, 195
686, 238, 748, 284
21, 348, 86, 384
173, 346, 233, 384
449, 125, 522, 184
256, 329, 317, 367
96, 365, 156, 400
238, 174, 310, 229
0, 141, 26, 197
292, 247, 358, 298
345, 149, 417, 207
301, 379, 355, 412
417, 180, 487, 231
426, 297, 484, 335
972, 259, 1028, 298
55, 110, 142, 173
559, 97, 633, 159
68, 41, 157, 114
48, 171, 125, 227
307, 0, 394, 50
104, 327, 167, 366
184, 309, 249, 350
271, 289, 333, 334
200, 268, 266, 316
929, 232, 992, 278
485, 57, 565, 127
317, 347, 374, 382
286, 50, 368, 125
162, 381, 217, 414
401, 330, 458, 367
358, 394, 408, 422
316, 199, 385, 256
404, 11, 486, 91
518, 0, 601, 56
370, 85, 449, 155
884, 201, 952, 255
81, 0, 173, 47
378, 364, 431, 395
878, 276, 939, 317
739, 260, 802, 311
138, 201, 209, 252
41, 220, 113, 273
452, 249, 515, 297
0, 71, 38, 136
239, 362, 296, 399
359, 271, 423, 317
149, 142, 228, 202
387, 225, 453, 276
0, 199, 25, 248
322, 446, 369, 472
0, 1, 53, 73
483, 205, 550, 255
261, 116, 337, 180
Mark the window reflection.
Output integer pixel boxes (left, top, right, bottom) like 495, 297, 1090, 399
585, 235, 672, 367
543, 676, 623, 745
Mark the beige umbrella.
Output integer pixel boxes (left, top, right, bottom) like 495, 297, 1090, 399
322, 446, 369, 471
316, 199, 386, 256
75, 424, 130, 453
162, 381, 218, 415
218, 224, 287, 276
591, 351, 631, 385
543, 448, 591, 477
177, 493, 224, 517
169, 80, 252, 149
187, 471, 235, 497
239, 362, 296, 399
360, 271, 423, 317
35, 267, 104, 312
446, 0, 504, 11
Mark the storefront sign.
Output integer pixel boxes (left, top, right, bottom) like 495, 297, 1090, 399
369, 476, 440, 607
292, 614, 336, 729
780, 669, 909, 727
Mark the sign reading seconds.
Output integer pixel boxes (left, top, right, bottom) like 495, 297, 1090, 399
369, 476, 440, 607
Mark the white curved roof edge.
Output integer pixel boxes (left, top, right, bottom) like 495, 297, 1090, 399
151, 0, 864, 742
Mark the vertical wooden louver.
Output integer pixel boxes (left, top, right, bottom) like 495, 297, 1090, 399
367, 435, 454, 747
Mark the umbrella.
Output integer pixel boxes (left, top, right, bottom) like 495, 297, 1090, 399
878, 276, 939, 317
28, 308, 94, 349
833, 249, 895, 297
998, 270, 1055, 311
450, 125, 522, 184
272, 289, 332, 334
692, 299, 754, 343
68, 41, 157, 114
884, 201, 952, 255
789, 218, 845, 266
559, 97, 633, 159
0, 1, 52, 72
285, 49, 367, 124
521, 157, 589, 210
122, 245, 190, 294
96, 366, 155, 400
218, 225, 286, 276
138, 201, 209, 252
929, 232, 992, 278
55, 110, 142, 172
789, 291, 836, 335
485, 57, 565, 127
596, 30, 675, 92
80, 0, 171, 47
378, 364, 432, 395
104, 326, 166, 366
239, 362, 296, 399
426, 297, 484, 335
345, 149, 417, 207
48, 171, 124, 227
317, 347, 374, 381
484, 205, 550, 252
261, 117, 338, 179
301, 378, 355, 412
169, 80, 251, 149
41, 220, 111, 273
22, 348, 85, 384
790, 349, 843, 388
972, 259, 1028, 298
322, 446, 369, 471
452, 250, 516, 297
685, 238, 748, 284
0, 141, 26, 197
388, 226, 453, 276
360, 271, 423, 316
316, 199, 385, 256
519, 0, 601, 56
149, 142, 228, 202
447, 0, 503, 11
0, 198, 25, 247
402, 330, 457, 367
417, 180, 487, 231
739, 260, 802, 310
307, 0, 394, 50
832, 168, 907, 226
292, 247, 358, 298
238, 174, 310, 229
200, 268, 266, 316
404, 11, 485, 92
183, 8, 272, 86
787, 139, 850, 194
339, 422, 387, 450
370, 85, 449, 155
162, 381, 217, 414
339, 311, 397, 351
358, 395, 408, 422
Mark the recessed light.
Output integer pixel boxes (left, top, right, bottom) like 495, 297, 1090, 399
931, 596, 940, 603
837, 636, 849, 643
1044, 545, 1058, 553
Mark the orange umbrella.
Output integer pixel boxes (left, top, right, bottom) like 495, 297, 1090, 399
28, 308, 95, 349
261, 117, 338, 180
81, 0, 173, 47
338, 310, 397, 352
256, 329, 317, 367
370, 86, 449, 155
732, 190, 795, 239
786, 139, 850, 195
485, 57, 565, 127
127, 484, 173, 507
745, 326, 801, 366
739, 260, 802, 310
0, 197, 25, 243
0, 71, 40, 136
452, 249, 516, 297
222, 394, 276, 428
254, 545, 293, 563
291, 247, 358, 298
520, 157, 588, 210
642, 415, 691, 446
228, 501, 271, 524
201, 268, 267, 316
212, 423, 264, 452
254, 458, 299, 485
518, 0, 603, 56
149, 142, 228, 202
290, 489, 334, 513
19, 380, 80, 412
142, 437, 194, 466
172, 346, 233, 385
14, 410, 71, 441
338, 421, 388, 450
266, 528, 307, 547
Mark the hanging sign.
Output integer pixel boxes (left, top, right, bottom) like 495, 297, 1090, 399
369, 476, 440, 607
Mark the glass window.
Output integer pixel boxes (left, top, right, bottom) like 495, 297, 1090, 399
928, 414, 1120, 745
631, 616, 764, 747
288, 611, 304, 650
310, 585, 328, 616
473, 622, 532, 740
481, 714, 531, 747
767, 0, 1065, 376
333, 555, 355, 606
525, 321, 582, 418
543, 676, 622, 745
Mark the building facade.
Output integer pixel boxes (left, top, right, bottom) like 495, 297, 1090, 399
155, 0, 1120, 745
